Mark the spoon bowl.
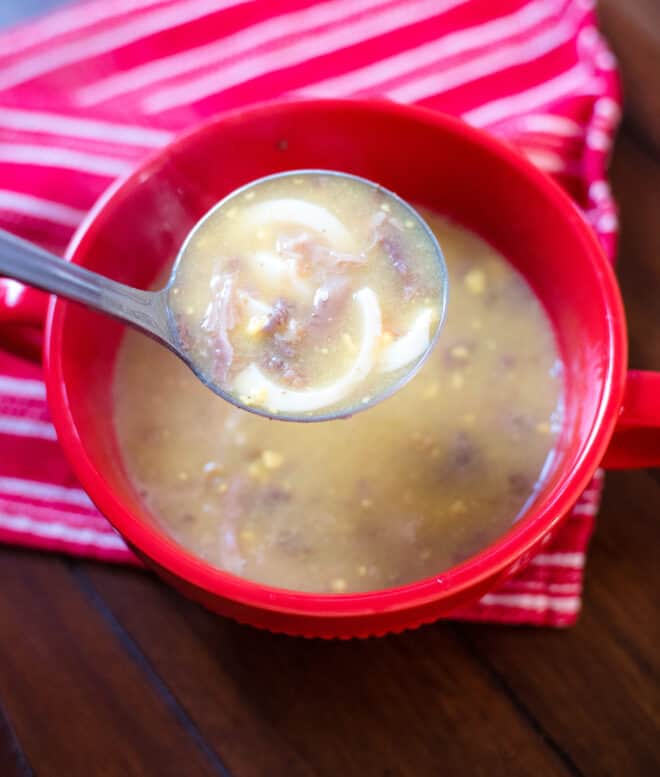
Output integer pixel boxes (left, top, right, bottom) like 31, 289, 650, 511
0, 169, 447, 422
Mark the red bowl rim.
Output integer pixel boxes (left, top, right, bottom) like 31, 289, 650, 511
43, 98, 627, 618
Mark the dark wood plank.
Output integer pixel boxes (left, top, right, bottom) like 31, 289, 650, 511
599, 0, 660, 153
0, 551, 227, 777
81, 561, 574, 777
0, 702, 33, 777
610, 132, 660, 371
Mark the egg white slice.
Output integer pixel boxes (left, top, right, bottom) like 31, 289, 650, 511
379, 308, 434, 373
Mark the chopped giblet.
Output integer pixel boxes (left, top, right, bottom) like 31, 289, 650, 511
331, 578, 348, 593
451, 371, 464, 390
450, 499, 467, 514
465, 269, 486, 294
261, 450, 283, 470
247, 461, 268, 482
423, 383, 439, 399
450, 345, 469, 360
240, 529, 255, 543
246, 315, 269, 336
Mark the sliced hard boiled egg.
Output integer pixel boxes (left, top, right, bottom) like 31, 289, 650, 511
379, 308, 434, 373
242, 198, 354, 250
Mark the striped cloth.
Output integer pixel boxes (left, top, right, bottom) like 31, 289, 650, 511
0, 0, 621, 626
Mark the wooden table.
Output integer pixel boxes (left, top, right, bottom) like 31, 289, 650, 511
1, 4, 659, 776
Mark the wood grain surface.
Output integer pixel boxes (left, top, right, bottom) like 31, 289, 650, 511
599, 0, 660, 153
0, 127, 657, 777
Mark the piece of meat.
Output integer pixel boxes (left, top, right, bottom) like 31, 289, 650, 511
261, 352, 306, 387
276, 232, 312, 260
453, 431, 476, 470
263, 485, 291, 503
506, 412, 533, 440
278, 230, 367, 274
439, 430, 481, 479
276, 528, 311, 557
508, 472, 534, 499
498, 353, 517, 371
312, 245, 368, 268
310, 275, 351, 324
262, 297, 291, 335
201, 273, 238, 382
381, 235, 409, 278
380, 231, 418, 300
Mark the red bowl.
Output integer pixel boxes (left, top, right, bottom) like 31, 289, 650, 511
4, 99, 660, 637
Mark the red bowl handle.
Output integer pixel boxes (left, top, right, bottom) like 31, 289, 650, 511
0, 278, 48, 362
602, 370, 660, 469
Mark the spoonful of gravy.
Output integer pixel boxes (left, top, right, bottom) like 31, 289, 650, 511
0, 170, 447, 421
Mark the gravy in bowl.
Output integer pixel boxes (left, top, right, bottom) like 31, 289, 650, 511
114, 214, 562, 593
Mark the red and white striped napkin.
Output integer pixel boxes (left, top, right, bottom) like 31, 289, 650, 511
0, 0, 621, 626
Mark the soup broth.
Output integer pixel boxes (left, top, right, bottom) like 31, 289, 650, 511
169, 172, 445, 418
114, 214, 562, 593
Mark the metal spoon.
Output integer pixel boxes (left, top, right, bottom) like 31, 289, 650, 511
0, 170, 447, 422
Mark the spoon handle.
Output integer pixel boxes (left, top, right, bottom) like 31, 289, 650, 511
0, 228, 171, 343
